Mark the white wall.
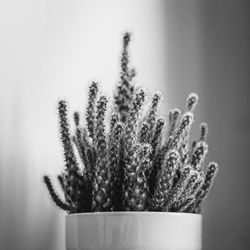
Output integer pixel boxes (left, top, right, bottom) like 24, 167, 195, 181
0, 1, 168, 249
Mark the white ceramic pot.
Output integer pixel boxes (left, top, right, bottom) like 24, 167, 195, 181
66, 212, 202, 250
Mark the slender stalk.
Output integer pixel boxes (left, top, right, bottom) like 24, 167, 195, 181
44, 176, 70, 212
150, 150, 180, 211
186, 93, 199, 112
86, 82, 99, 140
193, 162, 219, 212
163, 166, 192, 211
92, 96, 111, 211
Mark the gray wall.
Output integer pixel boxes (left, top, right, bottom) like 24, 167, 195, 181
163, 1, 250, 249
200, 1, 250, 249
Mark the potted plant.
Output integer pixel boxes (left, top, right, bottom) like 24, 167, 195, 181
43, 33, 219, 250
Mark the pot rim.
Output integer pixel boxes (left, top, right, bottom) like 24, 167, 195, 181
66, 211, 201, 218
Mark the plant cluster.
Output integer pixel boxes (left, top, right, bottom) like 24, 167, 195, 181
44, 32, 219, 214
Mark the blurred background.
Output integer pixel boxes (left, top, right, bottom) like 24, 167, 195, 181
0, 0, 249, 249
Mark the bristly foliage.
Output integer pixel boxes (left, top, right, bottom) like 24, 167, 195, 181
114, 32, 136, 122
44, 32, 219, 214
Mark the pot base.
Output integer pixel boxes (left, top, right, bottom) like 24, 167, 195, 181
66, 212, 202, 250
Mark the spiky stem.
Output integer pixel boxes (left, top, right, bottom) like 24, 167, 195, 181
138, 144, 152, 210
169, 112, 194, 150
72, 127, 89, 169
92, 96, 111, 211
190, 141, 208, 171
151, 117, 165, 158
172, 195, 195, 212
193, 162, 219, 212
123, 144, 151, 211
110, 113, 119, 131
57, 174, 65, 192
186, 93, 199, 112
190, 175, 204, 197
86, 82, 99, 140
179, 169, 199, 198
73, 112, 80, 127
123, 144, 141, 210
200, 122, 208, 141
168, 109, 181, 137
114, 32, 136, 122
124, 89, 145, 163
108, 122, 123, 211
164, 166, 192, 211
58, 100, 79, 172
145, 92, 162, 136
150, 150, 180, 211
43, 176, 70, 211
58, 100, 82, 209
138, 122, 150, 143
150, 112, 194, 192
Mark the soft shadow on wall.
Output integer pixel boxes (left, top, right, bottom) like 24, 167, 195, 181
199, 1, 250, 250
163, 1, 249, 249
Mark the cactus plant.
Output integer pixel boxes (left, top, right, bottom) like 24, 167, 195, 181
43, 32, 219, 214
